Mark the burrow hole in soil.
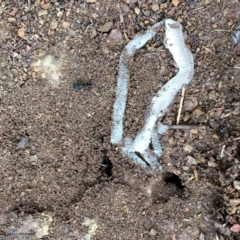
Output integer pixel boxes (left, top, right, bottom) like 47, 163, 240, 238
164, 172, 184, 189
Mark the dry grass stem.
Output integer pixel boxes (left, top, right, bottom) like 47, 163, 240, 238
176, 85, 186, 125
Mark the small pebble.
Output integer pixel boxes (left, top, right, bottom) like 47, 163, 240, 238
160, 51, 167, 58
98, 21, 113, 32
62, 21, 70, 28
57, 11, 63, 18
17, 137, 28, 149
179, 137, 185, 143
8, 17, 16, 22
134, 7, 140, 15
151, 4, 159, 11
109, 29, 123, 40
208, 161, 218, 167
168, 137, 174, 144
92, 13, 99, 19
184, 97, 198, 111
149, 228, 157, 236
21, 15, 28, 21
143, 10, 151, 17
182, 166, 190, 171
50, 18, 58, 29
41, 3, 51, 10
38, 9, 48, 17
67, 28, 76, 37
30, 155, 38, 162
190, 129, 198, 134
212, 24, 218, 29
202, 35, 211, 41
233, 180, 240, 190
183, 144, 194, 153
121, 3, 130, 13
187, 156, 197, 165
198, 135, 204, 140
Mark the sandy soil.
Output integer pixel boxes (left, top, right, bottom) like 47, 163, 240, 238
0, 0, 240, 239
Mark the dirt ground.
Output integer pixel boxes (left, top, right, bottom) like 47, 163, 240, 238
0, 0, 240, 239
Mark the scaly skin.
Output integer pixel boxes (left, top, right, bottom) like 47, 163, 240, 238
111, 19, 194, 170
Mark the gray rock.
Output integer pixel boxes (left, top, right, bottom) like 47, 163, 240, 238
50, 18, 58, 29
8, 18, 16, 23
67, 28, 76, 37
121, 4, 130, 13
143, 10, 150, 17
149, 228, 157, 236
98, 21, 113, 33
184, 97, 198, 111
183, 144, 194, 153
17, 137, 28, 149
38, 9, 48, 17
21, 15, 28, 21
186, 156, 197, 165
109, 29, 123, 40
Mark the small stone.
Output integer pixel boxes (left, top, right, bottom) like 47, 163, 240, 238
151, 4, 159, 11
57, 11, 63, 18
50, 18, 58, 29
17, 137, 28, 149
182, 166, 190, 171
9, 212, 18, 221
149, 228, 157, 236
160, 3, 167, 9
21, 15, 28, 21
160, 51, 166, 58
179, 137, 185, 143
177, 17, 183, 23
98, 21, 113, 32
86, 0, 96, 2
212, 24, 218, 29
183, 144, 193, 153
18, 27, 25, 39
193, 108, 205, 117
134, 7, 140, 15
41, 3, 51, 10
190, 129, 198, 134
183, 113, 191, 122
202, 35, 211, 41
8, 17, 16, 22
168, 137, 174, 144
208, 161, 218, 167
92, 13, 99, 19
121, 4, 130, 13
62, 21, 70, 28
102, 47, 110, 54
229, 199, 240, 205
186, 156, 197, 165
30, 155, 38, 162
143, 9, 150, 17
125, 0, 138, 3
184, 97, 198, 111
90, 28, 97, 39
38, 9, 48, 16
67, 28, 76, 37
109, 29, 123, 40
233, 180, 240, 190
212, 134, 220, 140
198, 135, 204, 140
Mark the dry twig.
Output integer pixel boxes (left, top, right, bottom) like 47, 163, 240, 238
168, 125, 205, 130
176, 85, 186, 125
